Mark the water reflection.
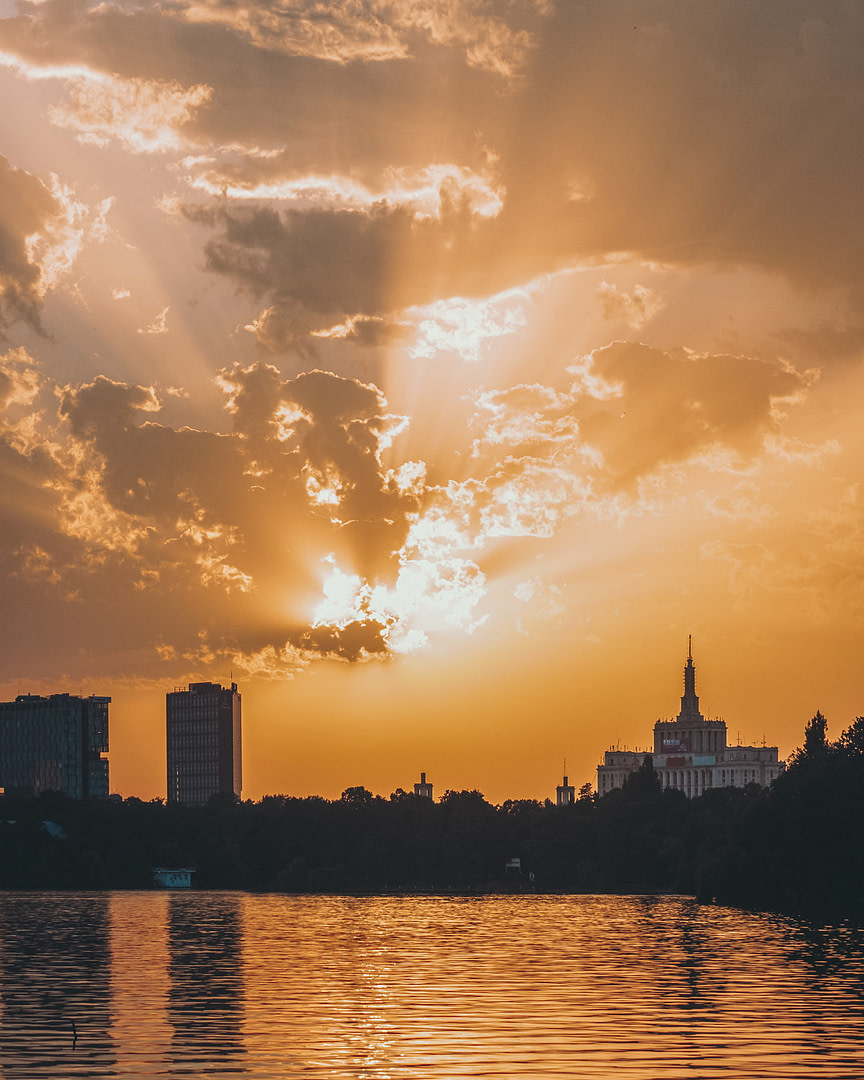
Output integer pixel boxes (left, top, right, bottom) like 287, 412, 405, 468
167, 892, 246, 1073
0, 893, 862, 1078
109, 892, 173, 1077
0, 892, 115, 1078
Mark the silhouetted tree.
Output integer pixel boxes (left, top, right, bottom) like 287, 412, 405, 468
340, 786, 374, 804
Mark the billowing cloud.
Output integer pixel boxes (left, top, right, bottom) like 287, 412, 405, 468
0, 323, 849, 688
406, 284, 532, 362
451, 344, 820, 547
0, 153, 111, 333
0, 156, 61, 330
5, 0, 864, 304
183, 197, 504, 350
2, 354, 432, 678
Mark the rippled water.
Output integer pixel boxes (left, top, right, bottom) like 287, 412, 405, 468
0, 893, 862, 1078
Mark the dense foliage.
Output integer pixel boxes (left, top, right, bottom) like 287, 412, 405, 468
0, 713, 862, 919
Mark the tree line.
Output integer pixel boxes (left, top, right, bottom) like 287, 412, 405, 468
0, 712, 861, 919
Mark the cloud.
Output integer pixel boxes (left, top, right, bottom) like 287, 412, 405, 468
502, 2, 864, 289
167, 0, 542, 76
0, 329, 846, 685
138, 306, 170, 335
0, 156, 61, 331
311, 313, 412, 348
0, 347, 42, 411
700, 491, 864, 625
0, 153, 112, 332
571, 344, 814, 487
186, 162, 503, 219
2, 357, 438, 678
48, 73, 213, 152
513, 575, 566, 634
6, 0, 864, 306
597, 281, 665, 329
183, 197, 505, 350
406, 285, 531, 362
446, 344, 821, 554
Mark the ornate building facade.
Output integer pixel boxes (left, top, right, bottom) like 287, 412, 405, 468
597, 644, 783, 798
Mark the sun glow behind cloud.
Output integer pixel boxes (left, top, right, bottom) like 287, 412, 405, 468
4, 0, 864, 800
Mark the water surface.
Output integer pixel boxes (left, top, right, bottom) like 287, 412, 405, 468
0, 892, 862, 1078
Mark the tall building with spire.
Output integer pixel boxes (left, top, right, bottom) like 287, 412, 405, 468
596, 642, 782, 798
413, 772, 433, 799
556, 774, 575, 806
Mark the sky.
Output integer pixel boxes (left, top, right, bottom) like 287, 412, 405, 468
1, 0, 864, 802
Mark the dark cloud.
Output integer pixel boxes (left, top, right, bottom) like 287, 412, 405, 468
470, 343, 812, 495
0, 0, 493, 175
335, 315, 411, 347
8, 0, 864, 355
0, 156, 59, 332
299, 619, 389, 662
577, 343, 809, 487
775, 320, 864, 367
222, 363, 415, 575
6, 1, 864, 306
501, 1, 864, 286
1, 357, 421, 679
183, 199, 499, 349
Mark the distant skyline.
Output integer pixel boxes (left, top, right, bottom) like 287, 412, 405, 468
2, 1, 863, 801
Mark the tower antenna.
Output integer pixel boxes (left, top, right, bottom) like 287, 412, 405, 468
688, 633, 692, 660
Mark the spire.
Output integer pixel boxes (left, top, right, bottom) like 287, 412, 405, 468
678, 637, 703, 722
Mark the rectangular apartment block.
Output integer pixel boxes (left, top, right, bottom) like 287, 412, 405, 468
166, 681, 241, 805
0, 693, 110, 798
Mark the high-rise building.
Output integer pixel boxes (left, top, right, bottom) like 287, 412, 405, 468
0, 693, 110, 798
166, 681, 241, 805
597, 641, 783, 798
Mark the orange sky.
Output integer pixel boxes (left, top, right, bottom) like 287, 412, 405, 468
1, 1, 863, 801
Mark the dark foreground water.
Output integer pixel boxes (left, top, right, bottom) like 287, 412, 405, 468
0, 893, 862, 1078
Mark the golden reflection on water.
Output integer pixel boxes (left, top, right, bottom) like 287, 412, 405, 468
0, 893, 863, 1078
109, 891, 172, 1076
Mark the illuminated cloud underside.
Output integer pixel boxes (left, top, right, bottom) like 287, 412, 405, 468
0, 331, 834, 682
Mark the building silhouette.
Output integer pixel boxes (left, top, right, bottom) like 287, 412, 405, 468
597, 641, 782, 798
166, 682, 241, 805
556, 774, 575, 806
0, 693, 110, 798
413, 771, 433, 799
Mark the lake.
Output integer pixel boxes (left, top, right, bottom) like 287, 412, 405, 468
0, 892, 862, 1078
